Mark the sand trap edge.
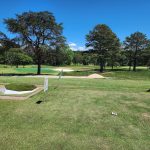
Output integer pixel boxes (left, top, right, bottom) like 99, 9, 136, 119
0, 85, 43, 100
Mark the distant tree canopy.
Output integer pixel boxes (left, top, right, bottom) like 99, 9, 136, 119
45, 46, 74, 66
124, 32, 149, 71
0, 11, 149, 71
4, 11, 66, 74
86, 24, 120, 72
6, 48, 33, 68
0, 31, 20, 64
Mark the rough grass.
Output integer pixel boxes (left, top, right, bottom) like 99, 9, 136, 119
0, 75, 150, 150
63, 66, 150, 80
5, 83, 36, 91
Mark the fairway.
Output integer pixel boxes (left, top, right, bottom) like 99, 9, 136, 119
0, 75, 150, 150
0, 65, 58, 75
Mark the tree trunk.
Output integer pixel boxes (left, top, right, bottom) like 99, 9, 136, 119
100, 62, 104, 72
37, 55, 41, 75
133, 58, 137, 71
37, 62, 41, 75
129, 60, 132, 71
133, 48, 138, 72
129, 65, 131, 71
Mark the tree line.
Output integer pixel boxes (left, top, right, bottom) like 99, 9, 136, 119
0, 11, 150, 74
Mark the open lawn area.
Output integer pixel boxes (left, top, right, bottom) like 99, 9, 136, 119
0, 70, 150, 149
0, 65, 58, 75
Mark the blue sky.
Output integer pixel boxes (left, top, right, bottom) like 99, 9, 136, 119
0, 0, 150, 50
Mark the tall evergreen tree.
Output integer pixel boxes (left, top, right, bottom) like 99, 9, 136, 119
124, 32, 149, 71
86, 24, 120, 72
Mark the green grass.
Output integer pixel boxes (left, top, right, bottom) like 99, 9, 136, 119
0, 74, 150, 149
0, 65, 58, 75
63, 66, 150, 80
5, 83, 36, 91
103, 70, 150, 80
16, 67, 57, 74
0, 65, 150, 149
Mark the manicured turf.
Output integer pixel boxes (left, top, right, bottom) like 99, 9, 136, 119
0, 71, 150, 149
0, 65, 58, 75
16, 67, 57, 74
5, 83, 36, 91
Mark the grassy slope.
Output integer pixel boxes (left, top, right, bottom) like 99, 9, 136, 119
0, 74, 150, 149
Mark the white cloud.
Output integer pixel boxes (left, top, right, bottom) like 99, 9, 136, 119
69, 42, 77, 47
69, 42, 88, 51
78, 47, 85, 51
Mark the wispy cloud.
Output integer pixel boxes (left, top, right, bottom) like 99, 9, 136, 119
69, 42, 88, 51
69, 42, 77, 47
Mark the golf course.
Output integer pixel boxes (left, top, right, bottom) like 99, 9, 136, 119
0, 1, 150, 149
0, 65, 150, 150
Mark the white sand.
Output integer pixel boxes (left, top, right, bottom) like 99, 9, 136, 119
88, 74, 105, 79
1, 87, 37, 95
53, 68, 74, 72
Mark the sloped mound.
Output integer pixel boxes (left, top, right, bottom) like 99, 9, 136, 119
88, 74, 105, 79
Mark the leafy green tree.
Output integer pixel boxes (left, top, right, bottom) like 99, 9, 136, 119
63, 47, 74, 65
117, 50, 128, 66
140, 48, 150, 66
6, 48, 33, 68
124, 32, 149, 71
20, 54, 33, 67
0, 31, 19, 63
82, 53, 91, 65
4, 11, 65, 74
90, 53, 99, 65
147, 59, 150, 69
86, 24, 120, 72
108, 48, 121, 70
44, 46, 73, 66
73, 52, 83, 65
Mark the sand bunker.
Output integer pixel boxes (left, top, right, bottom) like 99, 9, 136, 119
53, 68, 74, 72
88, 74, 105, 79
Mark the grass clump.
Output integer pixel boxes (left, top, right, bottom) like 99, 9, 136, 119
5, 83, 36, 91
